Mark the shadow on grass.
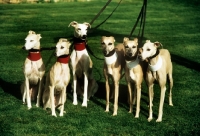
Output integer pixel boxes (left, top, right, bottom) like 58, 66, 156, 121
0, 78, 22, 100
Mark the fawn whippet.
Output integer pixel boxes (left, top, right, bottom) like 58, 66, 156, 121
101, 36, 125, 116
138, 40, 173, 122
43, 38, 71, 117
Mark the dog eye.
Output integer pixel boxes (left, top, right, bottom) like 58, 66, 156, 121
132, 46, 136, 48
101, 42, 105, 45
108, 43, 112, 45
78, 28, 81, 31
147, 49, 150, 51
61, 46, 64, 49
30, 40, 33, 42
125, 46, 129, 48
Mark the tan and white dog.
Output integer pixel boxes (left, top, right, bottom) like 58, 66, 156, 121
42, 38, 71, 117
69, 21, 98, 107
21, 30, 45, 109
138, 40, 173, 122
123, 37, 144, 118
101, 36, 125, 116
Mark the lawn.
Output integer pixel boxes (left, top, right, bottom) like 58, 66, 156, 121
0, 0, 200, 135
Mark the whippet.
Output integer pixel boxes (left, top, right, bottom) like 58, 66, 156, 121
123, 37, 144, 118
21, 30, 45, 109
138, 40, 173, 122
69, 21, 98, 107
101, 36, 125, 116
43, 38, 71, 117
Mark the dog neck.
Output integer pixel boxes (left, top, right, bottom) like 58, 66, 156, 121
73, 37, 86, 51
148, 55, 162, 71
104, 49, 117, 65
57, 55, 70, 64
27, 50, 41, 61
125, 55, 139, 69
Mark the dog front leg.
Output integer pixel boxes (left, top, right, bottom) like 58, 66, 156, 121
82, 72, 88, 107
156, 86, 166, 122
105, 77, 110, 112
148, 84, 154, 122
135, 84, 141, 118
113, 80, 119, 116
50, 85, 56, 117
60, 87, 66, 116
127, 82, 133, 113
73, 72, 78, 105
36, 78, 42, 107
25, 77, 32, 109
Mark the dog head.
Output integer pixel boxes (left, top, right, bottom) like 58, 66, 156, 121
24, 30, 42, 50
68, 21, 91, 40
138, 40, 162, 61
55, 38, 71, 57
101, 36, 115, 56
123, 37, 138, 58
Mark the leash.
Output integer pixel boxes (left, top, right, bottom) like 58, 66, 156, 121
129, 0, 147, 46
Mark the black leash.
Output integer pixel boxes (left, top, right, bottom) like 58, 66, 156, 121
129, 0, 147, 46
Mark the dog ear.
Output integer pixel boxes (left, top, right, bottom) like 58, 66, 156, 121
83, 22, 91, 28
133, 38, 138, 43
68, 21, 78, 27
111, 36, 115, 42
146, 40, 151, 43
29, 30, 35, 34
154, 41, 162, 48
59, 38, 68, 42
123, 37, 129, 42
37, 34, 42, 40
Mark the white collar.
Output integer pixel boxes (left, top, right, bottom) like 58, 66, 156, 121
148, 55, 162, 71
126, 57, 139, 69
105, 51, 117, 65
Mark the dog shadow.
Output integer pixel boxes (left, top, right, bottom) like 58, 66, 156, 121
0, 78, 22, 100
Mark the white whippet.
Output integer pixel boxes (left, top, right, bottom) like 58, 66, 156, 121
21, 30, 45, 109
138, 40, 173, 122
69, 21, 98, 107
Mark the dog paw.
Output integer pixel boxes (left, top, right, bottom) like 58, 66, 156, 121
135, 115, 139, 118
112, 113, 117, 116
27, 106, 32, 110
128, 110, 132, 113
52, 113, 57, 117
73, 101, 78, 105
36, 103, 40, 107
148, 117, 153, 122
156, 118, 162, 122
169, 103, 173, 106
82, 102, 87, 107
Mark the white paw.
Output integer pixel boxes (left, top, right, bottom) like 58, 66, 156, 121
73, 101, 78, 105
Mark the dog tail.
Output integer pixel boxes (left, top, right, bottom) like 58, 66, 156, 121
55, 104, 63, 109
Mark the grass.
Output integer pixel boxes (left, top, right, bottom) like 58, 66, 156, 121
0, 0, 200, 135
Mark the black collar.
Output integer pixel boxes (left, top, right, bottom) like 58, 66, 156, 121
149, 49, 160, 59
125, 54, 137, 61
104, 49, 115, 57
73, 37, 87, 43
28, 49, 40, 52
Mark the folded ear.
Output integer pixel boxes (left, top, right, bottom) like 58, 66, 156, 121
146, 40, 150, 43
29, 30, 35, 34
111, 36, 115, 43
133, 38, 138, 43
37, 34, 42, 40
83, 22, 91, 28
154, 41, 162, 48
123, 37, 129, 42
68, 21, 78, 27
59, 38, 68, 42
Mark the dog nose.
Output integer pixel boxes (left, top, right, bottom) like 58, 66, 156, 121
82, 35, 87, 39
128, 53, 132, 56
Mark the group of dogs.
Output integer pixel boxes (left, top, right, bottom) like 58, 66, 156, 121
21, 21, 173, 122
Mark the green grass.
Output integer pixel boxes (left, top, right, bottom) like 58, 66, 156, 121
0, 0, 200, 135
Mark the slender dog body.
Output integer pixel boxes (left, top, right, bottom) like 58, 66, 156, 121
138, 40, 173, 122
43, 38, 71, 117
123, 37, 144, 118
101, 36, 125, 116
69, 21, 98, 107
21, 30, 45, 109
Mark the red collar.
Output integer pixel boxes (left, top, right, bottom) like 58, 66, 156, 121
57, 55, 70, 64
27, 52, 41, 61
74, 42, 86, 51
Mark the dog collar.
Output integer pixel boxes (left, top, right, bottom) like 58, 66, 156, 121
126, 56, 139, 69
104, 51, 118, 65
57, 55, 70, 64
27, 52, 41, 61
149, 49, 160, 59
73, 37, 86, 51
148, 55, 162, 71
